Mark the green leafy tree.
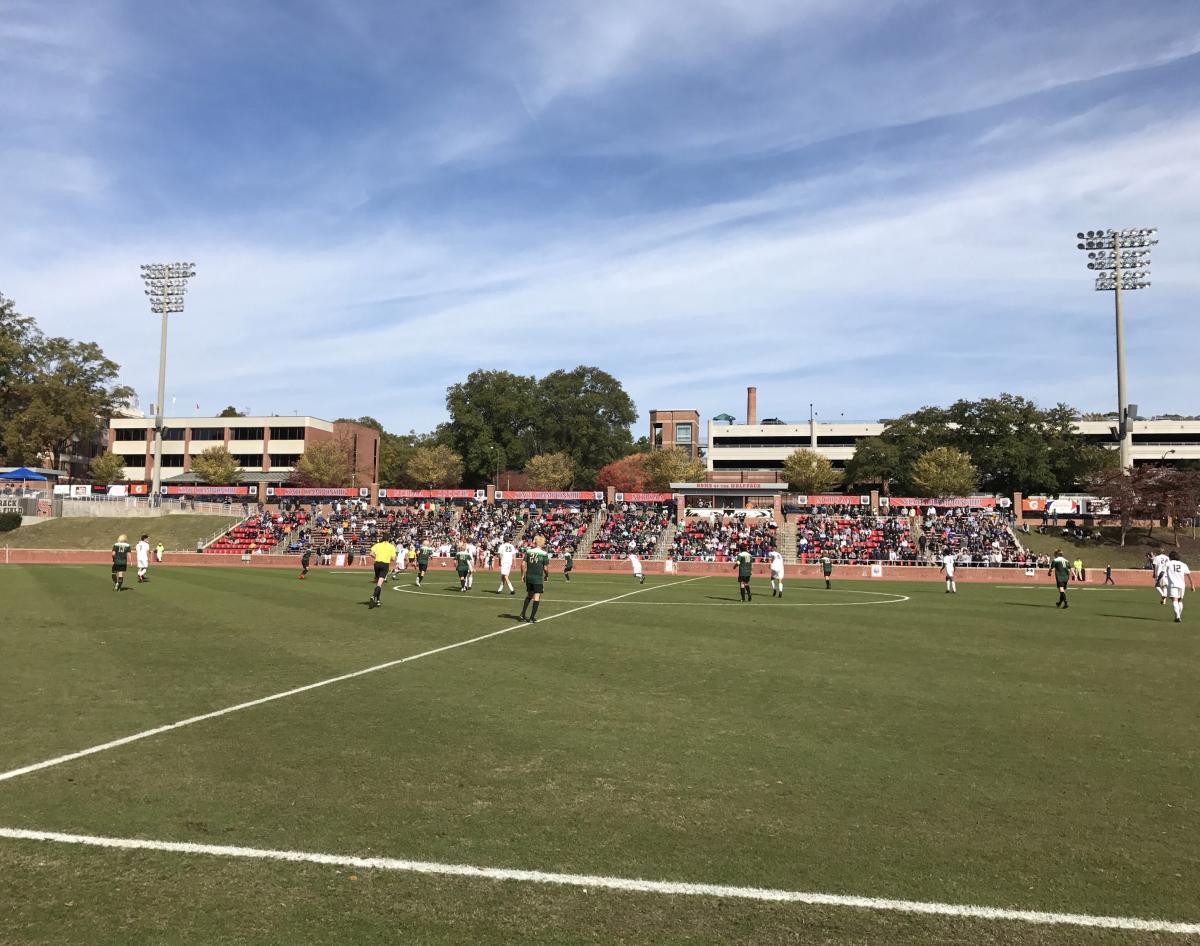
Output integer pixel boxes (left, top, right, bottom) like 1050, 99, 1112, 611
445, 370, 539, 486
909, 446, 978, 497
89, 452, 128, 484
190, 446, 241, 485
334, 416, 384, 432
781, 448, 841, 494
534, 366, 637, 483
595, 453, 651, 492
405, 444, 464, 487
524, 452, 575, 489
293, 440, 353, 487
218, 406, 245, 418
642, 447, 706, 490
843, 437, 902, 493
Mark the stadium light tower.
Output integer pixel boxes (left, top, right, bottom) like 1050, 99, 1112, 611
1074, 228, 1157, 469
140, 262, 196, 502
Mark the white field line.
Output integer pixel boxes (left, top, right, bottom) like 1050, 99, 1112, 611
1, 827, 1197, 935
0, 576, 705, 784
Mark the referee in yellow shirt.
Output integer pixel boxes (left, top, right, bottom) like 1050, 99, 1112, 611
368, 537, 398, 609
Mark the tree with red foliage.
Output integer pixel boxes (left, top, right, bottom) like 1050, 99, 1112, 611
595, 453, 650, 492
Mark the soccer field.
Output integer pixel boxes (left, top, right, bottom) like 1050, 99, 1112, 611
1, 565, 1197, 945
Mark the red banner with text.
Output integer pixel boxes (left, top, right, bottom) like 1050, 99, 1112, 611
495, 491, 604, 501
162, 485, 251, 496
378, 489, 477, 499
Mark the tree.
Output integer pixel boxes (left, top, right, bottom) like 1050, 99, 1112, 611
909, 447, 978, 497
445, 370, 539, 486
843, 438, 902, 493
334, 416, 384, 432
293, 440, 353, 487
89, 452, 128, 484
190, 446, 241, 485
524, 452, 575, 489
218, 406, 245, 418
405, 444, 464, 487
642, 447, 707, 490
595, 454, 651, 492
534, 366, 637, 483
1088, 466, 1159, 546
1147, 470, 1200, 547
781, 448, 840, 494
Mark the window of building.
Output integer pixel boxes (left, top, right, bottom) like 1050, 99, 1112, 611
159, 455, 185, 468
161, 427, 185, 441
113, 428, 147, 442
269, 454, 301, 467
652, 423, 664, 448
674, 423, 693, 446
190, 427, 224, 441
229, 427, 264, 440
117, 454, 145, 467
269, 426, 305, 440
232, 454, 263, 468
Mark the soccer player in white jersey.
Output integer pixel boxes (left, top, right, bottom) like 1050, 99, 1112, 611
497, 541, 517, 595
768, 549, 785, 597
465, 541, 477, 590
1163, 551, 1193, 623
628, 551, 644, 584
1152, 551, 1171, 605
940, 552, 957, 593
134, 533, 151, 583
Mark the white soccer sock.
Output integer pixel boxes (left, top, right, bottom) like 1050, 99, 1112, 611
1173, 599, 1183, 620
951, 580, 957, 592
1159, 587, 1168, 599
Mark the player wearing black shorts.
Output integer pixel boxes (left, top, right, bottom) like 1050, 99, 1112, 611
111, 534, 130, 591
369, 538, 397, 609
520, 536, 551, 623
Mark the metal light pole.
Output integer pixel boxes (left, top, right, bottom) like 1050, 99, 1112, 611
1074, 229, 1156, 469
140, 262, 196, 502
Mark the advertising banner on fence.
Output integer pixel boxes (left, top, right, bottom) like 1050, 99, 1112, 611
162, 485, 251, 496
887, 496, 997, 509
669, 482, 787, 491
267, 487, 369, 498
791, 494, 869, 506
494, 491, 604, 501
378, 489, 476, 499
620, 492, 674, 502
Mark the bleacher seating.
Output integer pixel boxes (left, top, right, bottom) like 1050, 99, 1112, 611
205, 512, 292, 554
795, 513, 916, 563
523, 504, 596, 556
588, 503, 671, 559
673, 514, 776, 562
920, 510, 1024, 565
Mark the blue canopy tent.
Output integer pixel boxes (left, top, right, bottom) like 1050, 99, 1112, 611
0, 467, 48, 481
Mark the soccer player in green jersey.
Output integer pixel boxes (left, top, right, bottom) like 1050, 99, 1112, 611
111, 534, 131, 591
562, 550, 574, 582
520, 535, 551, 623
734, 548, 754, 602
820, 554, 833, 590
415, 544, 432, 586
1049, 549, 1071, 609
454, 542, 473, 592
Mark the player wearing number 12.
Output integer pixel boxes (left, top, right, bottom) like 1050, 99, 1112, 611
520, 535, 551, 624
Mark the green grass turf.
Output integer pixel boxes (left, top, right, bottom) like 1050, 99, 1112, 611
1, 515, 239, 550
0, 566, 1197, 945
1019, 524, 1200, 569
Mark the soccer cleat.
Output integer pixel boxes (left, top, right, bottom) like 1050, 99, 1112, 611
1175, 617, 1182, 623
528, 617, 537, 623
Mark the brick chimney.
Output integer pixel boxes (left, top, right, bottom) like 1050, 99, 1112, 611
747, 386, 757, 425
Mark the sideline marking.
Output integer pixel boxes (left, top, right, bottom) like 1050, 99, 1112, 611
395, 587, 910, 607
1, 827, 1196, 935
0, 577, 705, 784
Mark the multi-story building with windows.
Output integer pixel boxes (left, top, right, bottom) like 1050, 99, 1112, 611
106, 415, 379, 487
648, 409, 701, 460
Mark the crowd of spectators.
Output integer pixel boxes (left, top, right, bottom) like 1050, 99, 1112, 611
588, 502, 672, 559
795, 513, 917, 563
284, 500, 459, 556
457, 501, 526, 550
919, 509, 1024, 566
672, 514, 777, 562
523, 504, 595, 556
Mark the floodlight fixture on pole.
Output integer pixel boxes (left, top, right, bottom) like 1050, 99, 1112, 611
140, 262, 196, 502
1074, 229, 1157, 469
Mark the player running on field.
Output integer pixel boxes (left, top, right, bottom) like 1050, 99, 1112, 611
1151, 551, 1171, 605
135, 533, 151, 583
563, 550, 574, 582
415, 543, 432, 586
520, 536, 551, 623
465, 541, 477, 590
299, 547, 312, 579
768, 549, 784, 597
1163, 551, 1193, 623
628, 551, 644, 584
735, 548, 754, 602
940, 552, 957, 594
454, 542, 473, 592
111, 534, 131, 591
820, 553, 833, 589
1050, 549, 1071, 609
368, 537, 398, 609
496, 541, 517, 595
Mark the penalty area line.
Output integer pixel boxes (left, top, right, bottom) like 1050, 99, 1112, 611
0, 577, 705, 785
0, 827, 1197, 935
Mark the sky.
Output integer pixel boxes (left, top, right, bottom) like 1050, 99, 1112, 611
3, 0, 1199, 434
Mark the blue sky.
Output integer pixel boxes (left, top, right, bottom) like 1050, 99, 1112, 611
3, 0, 1198, 433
